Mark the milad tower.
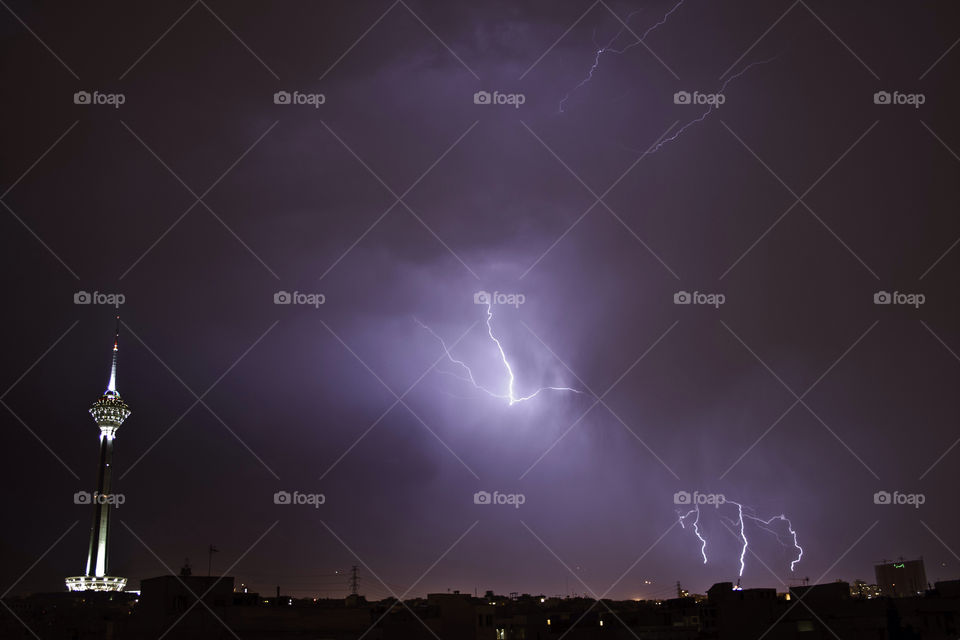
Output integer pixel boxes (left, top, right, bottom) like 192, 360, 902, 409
65, 318, 131, 592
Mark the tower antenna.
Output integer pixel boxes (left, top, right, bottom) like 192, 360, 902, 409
349, 565, 359, 596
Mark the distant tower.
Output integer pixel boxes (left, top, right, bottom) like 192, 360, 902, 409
66, 318, 130, 592
349, 565, 359, 596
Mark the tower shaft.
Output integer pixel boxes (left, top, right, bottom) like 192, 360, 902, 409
84, 428, 116, 577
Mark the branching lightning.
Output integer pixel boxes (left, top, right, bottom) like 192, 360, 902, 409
632, 57, 778, 157
416, 303, 582, 406
559, 1, 778, 157
678, 499, 803, 577
560, 0, 687, 113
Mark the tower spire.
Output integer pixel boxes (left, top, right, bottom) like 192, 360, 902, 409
106, 316, 119, 396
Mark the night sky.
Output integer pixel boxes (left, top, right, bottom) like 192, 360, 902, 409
2, 0, 959, 601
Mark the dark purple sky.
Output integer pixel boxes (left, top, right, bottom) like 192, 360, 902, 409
1, 0, 959, 600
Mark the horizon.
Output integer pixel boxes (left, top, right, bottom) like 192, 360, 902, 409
1, 0, 959, 624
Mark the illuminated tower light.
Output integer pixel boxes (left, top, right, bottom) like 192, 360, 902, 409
66, 318, 130, 592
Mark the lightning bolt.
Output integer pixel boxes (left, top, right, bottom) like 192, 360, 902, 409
677, 499, 803, 577
559, 2, 778, 158
630, 57, 778, 157
560, 0, 686, 113
678, 506, 708, 564
416, 303, 582, 405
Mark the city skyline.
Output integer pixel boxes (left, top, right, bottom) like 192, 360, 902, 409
1, 0, 959, 616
